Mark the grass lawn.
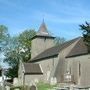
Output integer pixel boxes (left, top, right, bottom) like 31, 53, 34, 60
37, 82, 56, 90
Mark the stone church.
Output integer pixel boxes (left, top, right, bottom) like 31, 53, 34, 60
18, 21, 90, 87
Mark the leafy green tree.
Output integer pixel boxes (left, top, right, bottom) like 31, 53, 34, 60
0, 25, 9, 50
0, 25, 9, 76
4, 36, 19, 78
80, 22, 90, 52
18, 29, 36, 62
54, 37, 66, 46
4, 29, 36, 78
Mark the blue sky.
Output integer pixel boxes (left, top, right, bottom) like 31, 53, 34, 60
0, 0, 90, 40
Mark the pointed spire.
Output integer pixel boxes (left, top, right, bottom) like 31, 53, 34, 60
31, 19, 55, 40
37, 19, 49, 35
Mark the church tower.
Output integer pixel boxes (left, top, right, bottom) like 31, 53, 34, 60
31, 20, 55, 59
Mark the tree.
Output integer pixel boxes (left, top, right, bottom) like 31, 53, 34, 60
4, 29, 36, 78
0, 25, 9, 51
18, 29, 36, 62
80, 22, 90, 52
54, 37, 66, 46
0, 25, 9, 76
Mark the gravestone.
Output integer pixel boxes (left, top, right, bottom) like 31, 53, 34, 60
50, 77, 57, 85
13, 78, 18, 86
30, 85, 37, 90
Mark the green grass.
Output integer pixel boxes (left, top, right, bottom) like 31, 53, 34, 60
37, 82, 57, 90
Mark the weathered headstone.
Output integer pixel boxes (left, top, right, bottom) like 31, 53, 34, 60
13, 78, 18, 86
50, 77, 57, 85
30, 85, 37, 90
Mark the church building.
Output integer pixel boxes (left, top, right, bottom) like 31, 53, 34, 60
18, 21, 90, 87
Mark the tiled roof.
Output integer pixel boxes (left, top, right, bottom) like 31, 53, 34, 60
37, 20, 55, 37
31, 20, 55, 40
30, 37, 80, 62
66, 38, 88, 58
38, 20, 48, 34
24, 63, 43, 74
